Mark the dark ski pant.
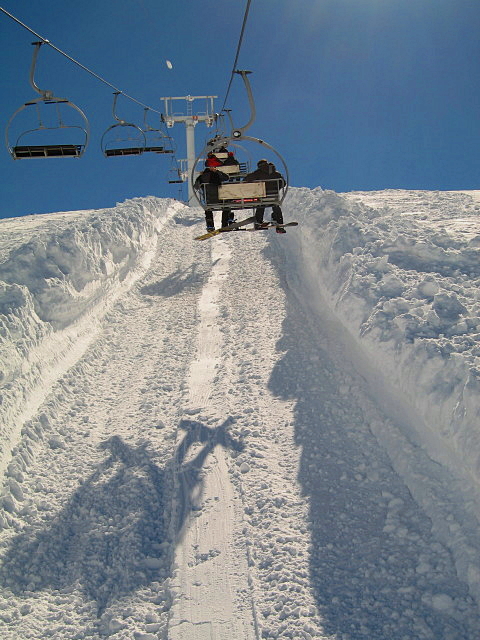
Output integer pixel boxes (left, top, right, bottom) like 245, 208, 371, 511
254, 205, 283, 225
205, 208, 233, 229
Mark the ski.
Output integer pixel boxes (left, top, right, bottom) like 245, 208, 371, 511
194, 215, 257, 240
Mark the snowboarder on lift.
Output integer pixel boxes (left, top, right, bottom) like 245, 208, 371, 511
222, 151, 239, 167
244, 159, 286, 233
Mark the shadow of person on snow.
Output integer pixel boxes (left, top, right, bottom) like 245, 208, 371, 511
0, 421, 243, 616
173, 417, 244, 537
0, 436, 168, 616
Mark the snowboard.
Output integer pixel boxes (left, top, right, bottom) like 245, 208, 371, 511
246, 221, 298, 231
194, 215, 256, 240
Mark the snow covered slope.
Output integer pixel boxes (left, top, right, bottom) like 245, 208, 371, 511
0, 198, 183, 475
0, 189, 479, 639
285, 188, 480, 495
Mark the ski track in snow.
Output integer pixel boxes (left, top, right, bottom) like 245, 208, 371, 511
168, 239, 256, 639
0, 192, 479, 639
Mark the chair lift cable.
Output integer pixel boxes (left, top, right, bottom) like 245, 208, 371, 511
0, 5, 186, 189
0, 6, 163, 115
220, 0, 252, 113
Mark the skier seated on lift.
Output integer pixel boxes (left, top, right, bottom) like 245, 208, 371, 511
222, 151, 240, 167
205, 152, 223, 168
243, 159, 287, 233
194, 167, 234, 231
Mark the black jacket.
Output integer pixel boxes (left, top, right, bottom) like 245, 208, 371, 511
194, 168, 229, 189
194, 168, 229, 205
244, 164, 285, 195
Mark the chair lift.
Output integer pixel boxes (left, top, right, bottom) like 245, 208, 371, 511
168, 170, 184, 184
5, 41, 89, 160
168, 159, 187, 184
101, 92, 146, 157
191, 70, 289, 213
142, 108, 174, 154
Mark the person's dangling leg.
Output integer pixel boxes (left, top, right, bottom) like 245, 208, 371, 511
271, 205, 284, 225
221, 208, 233, 227
271, 205, 286, 233
254, 206, 265, 229
205, 209, 214, 231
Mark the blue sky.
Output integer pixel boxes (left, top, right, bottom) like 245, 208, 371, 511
0, 0, 479, 219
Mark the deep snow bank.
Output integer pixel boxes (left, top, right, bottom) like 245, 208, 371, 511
278, 187, 480, 602
0, 196, 189, 474
283, 187, 480, 496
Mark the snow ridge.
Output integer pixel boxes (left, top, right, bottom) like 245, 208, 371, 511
281, 187, 480, 601
0, 197, 184, 476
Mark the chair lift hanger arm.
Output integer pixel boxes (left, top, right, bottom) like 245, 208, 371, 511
29, 41, 54, 99
229, 70, 256, 138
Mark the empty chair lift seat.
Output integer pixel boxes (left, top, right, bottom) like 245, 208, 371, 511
144, 146, 172, 153
13, 144, 84, 159
104, 147, 144, 157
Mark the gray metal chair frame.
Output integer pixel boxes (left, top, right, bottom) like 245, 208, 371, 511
6, 42, 89, 160
101, 92, 146, 158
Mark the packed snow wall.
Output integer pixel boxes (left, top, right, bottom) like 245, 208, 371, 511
0, 197, 188, 475
282, 187, 480, 503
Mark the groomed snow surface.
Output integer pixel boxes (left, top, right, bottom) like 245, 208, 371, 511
0, 188, 480, 639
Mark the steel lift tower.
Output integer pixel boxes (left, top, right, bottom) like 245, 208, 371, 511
161, 95, 217, 204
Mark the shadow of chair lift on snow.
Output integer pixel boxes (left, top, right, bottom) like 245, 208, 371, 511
139, 264, 205, 298
173, 417, 244, 527
267, 314, 479, 639
0, 418, 242, 615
